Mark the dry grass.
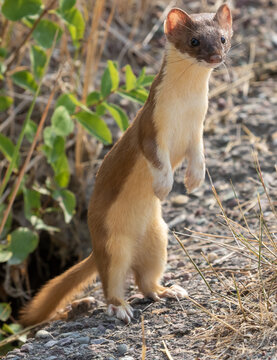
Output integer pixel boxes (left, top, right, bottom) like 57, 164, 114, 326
175, 156, 277, 358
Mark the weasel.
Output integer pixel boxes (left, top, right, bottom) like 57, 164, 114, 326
20, 4, 232, 325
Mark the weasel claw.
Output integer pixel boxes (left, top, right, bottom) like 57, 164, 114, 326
107, 304, 133, 324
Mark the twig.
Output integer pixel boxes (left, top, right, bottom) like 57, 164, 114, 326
141, 315, 146, 360
162, 340, 174, 360
187, 296, 242, 335
0, 73, 60, 236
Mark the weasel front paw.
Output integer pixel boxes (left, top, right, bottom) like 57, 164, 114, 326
152, 169, 173, 200
184, 162, 205, 193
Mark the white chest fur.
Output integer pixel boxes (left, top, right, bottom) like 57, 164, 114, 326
154, 47, 212, 168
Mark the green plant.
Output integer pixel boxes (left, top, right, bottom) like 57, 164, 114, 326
0, 0, 154, 348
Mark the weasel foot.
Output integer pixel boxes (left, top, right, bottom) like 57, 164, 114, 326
146, 285, 188, 302
159, 284, 188, 299
185, 163, 205, 193
107, 303, 133, 324
152, 169, 173, 201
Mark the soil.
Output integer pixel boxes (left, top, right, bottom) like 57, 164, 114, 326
2, 0, 277, 359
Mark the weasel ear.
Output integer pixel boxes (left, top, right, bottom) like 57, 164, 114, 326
164, 8, 192, 36
214, 4, 232, 29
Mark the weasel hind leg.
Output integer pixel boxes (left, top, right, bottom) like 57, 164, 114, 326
99, 236, 134, 323
133, 218, 188, 301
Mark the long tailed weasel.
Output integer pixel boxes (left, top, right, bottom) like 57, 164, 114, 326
20, 4, 232, 325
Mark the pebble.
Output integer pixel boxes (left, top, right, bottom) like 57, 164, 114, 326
117, 343, 128, 355
35, 330, 53, 340
58, 337, 73, 346
46, 357, 58, 360
119, 357, 134, 360
171, 194, 189, 206
20, 344, 32, 353
207, 252, 218, 262
75, 336, 90, 344
44, 340, 58, 348
90, 338, 106, 345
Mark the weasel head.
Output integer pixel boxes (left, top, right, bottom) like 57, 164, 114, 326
164, 4, 233, 69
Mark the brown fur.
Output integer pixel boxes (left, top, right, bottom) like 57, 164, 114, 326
19, 4, 232, 326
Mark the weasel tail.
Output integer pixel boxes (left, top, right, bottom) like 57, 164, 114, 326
19, 253, 97, 326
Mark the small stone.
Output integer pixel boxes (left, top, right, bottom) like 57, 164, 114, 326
171, 194, 189, 206
107, 358, 115, 360
187, 309, 196, 315
20, 344, 32, 353
120, 357, 134, 360
44, 340, 58, 348
90, 338, 106, 345
117, 343, 128, 355
58, 337, 73, 346
96, 324, 106, 334
35, 329, 53, 340
207, 252, 218, 262
46, 357, 58, 360
76, 336, 90, 344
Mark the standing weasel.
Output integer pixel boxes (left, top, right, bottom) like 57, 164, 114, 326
20, 4, 232, 325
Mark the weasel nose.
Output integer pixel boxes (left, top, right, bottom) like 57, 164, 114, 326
209, 54, 222, 64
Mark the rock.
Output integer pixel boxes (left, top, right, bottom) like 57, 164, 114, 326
171, 195, 189, 206
75, 336, 90, 344
58, 337, 73, 346
207, 252, 218, 262
44, 340, 58, 348
90, 338, 106, 345
35, 330, 53, 340
46, 357, 58, 360
20, 344, 32, 353
117, 343, 128, 355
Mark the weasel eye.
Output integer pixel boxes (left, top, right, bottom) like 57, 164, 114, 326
190, 38, 200, 47
221, 36, 226, 44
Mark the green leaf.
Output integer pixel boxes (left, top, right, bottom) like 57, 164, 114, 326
118, 88, 148, 105
104, 103, 129, 131
24, 119, 37, 143
101, 60, 119, 98
8, 228, 39, 265
59, 0, 76, 12
30, 216, 59, 232
53, 189, 76, 223
61, 8, 85, 47
43, 126, 56, 148
75, 111, 112, 144
53, 153, 70, 188
51, 106, 74, 136
0, 251, 12, 263
0, 48, 8, 58
2, 0, 42, 21
0, 133, 15, 162
50, 136, 65, 163
30, 45, 47, 80
137, 68, 155, 87
125, 64, 137, 91
56, 93, 76, 115
0, 303, 11, 321
117, 89, 148, 105
86, 91, 101, 106
12, 70, 38, 93
95, 104, 106, 116
23, 188, 41, 220
33, 19, 62, 49
0, 95, 13, 111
